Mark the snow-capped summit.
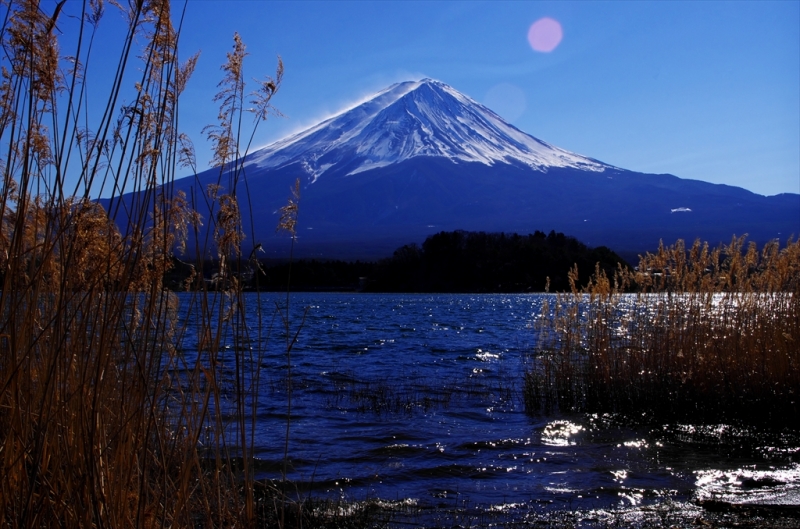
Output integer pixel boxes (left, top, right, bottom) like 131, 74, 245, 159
246, 79, 610, 181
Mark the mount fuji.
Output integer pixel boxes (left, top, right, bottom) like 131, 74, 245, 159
246, 79, 610, 179
111, 79, 800, 260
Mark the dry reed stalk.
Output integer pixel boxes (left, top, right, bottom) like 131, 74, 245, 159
525, 237, 800, 428
0, 1, 286, 527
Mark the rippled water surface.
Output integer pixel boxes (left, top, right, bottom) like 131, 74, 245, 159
177, 292, 800, 515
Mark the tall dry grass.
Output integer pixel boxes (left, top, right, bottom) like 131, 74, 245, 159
0, 1, 296, 527
525, 236, 800, 427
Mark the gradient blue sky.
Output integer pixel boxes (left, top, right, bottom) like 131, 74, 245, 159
85, 1, 800, 196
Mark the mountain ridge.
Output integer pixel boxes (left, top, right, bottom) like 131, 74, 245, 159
245, 79, 612, 180
106, 78, 799, 260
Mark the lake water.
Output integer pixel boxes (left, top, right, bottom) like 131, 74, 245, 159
176, 292, 800, 521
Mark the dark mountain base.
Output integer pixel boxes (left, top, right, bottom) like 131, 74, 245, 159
146, 159, 799, 262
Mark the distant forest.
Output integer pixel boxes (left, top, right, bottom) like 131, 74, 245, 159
242, 230, 629, 293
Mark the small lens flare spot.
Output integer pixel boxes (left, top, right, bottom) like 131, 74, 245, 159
484, 83, 527, 123
528, 17, 563, 53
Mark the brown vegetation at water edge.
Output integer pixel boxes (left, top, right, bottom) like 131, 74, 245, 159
0, 1, 336, 527
525, 236, 800, 427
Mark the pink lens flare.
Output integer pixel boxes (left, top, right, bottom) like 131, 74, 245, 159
528, 17, 563, 53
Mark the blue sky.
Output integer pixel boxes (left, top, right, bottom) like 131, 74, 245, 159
75, 1, 800, 196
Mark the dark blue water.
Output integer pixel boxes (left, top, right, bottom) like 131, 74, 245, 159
175, 292, 800, 516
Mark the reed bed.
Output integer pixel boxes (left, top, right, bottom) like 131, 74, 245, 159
0, 1, 315, 527
525, 237, 800, 427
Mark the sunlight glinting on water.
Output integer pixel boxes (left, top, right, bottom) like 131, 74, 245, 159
540, 420, 584, 447
695, 464, 800, 505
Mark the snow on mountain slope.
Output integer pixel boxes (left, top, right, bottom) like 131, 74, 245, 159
246, 79, 611, 181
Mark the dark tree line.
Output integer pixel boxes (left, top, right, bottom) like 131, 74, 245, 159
251, 258, 374, 292
248, 230, 629, 293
